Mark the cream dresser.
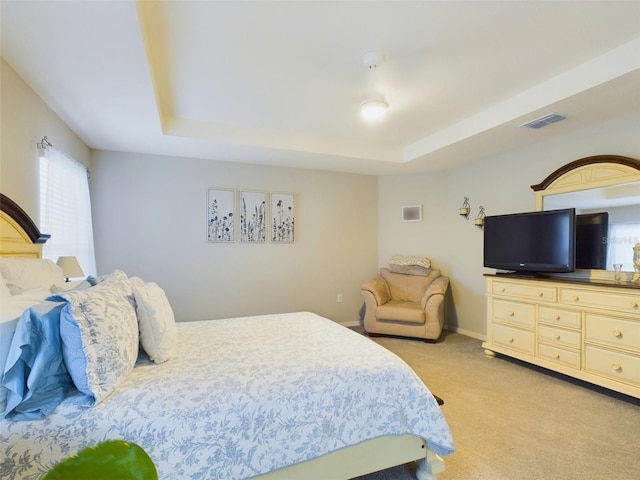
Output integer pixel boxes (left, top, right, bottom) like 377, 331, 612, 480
483, 274, 640, 398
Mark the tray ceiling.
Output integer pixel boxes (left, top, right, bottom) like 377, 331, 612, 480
2, 1, 639, 174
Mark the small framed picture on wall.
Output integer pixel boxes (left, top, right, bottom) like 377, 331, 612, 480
402, 205, 422, 222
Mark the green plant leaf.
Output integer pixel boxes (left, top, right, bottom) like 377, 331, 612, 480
42, 440, 158, 480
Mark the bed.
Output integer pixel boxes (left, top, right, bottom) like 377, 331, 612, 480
0, 193, 454, 480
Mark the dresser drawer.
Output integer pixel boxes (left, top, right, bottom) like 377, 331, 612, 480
492, 280, 556, 302
492, 323, 535, 355
539, 324, 581, 350
560, 288, 640, 315
539, 343, 581, 370
485, 275, 640, 398
492, 299, 535, 329
585, 314, 640, 354
585, 345, 640, 387
539, 306, 581, 329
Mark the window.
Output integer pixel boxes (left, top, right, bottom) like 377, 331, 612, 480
39, 147, 97, 277
607, 223, 640, 270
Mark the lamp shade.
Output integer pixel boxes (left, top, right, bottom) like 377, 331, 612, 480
57, 256, 85, 280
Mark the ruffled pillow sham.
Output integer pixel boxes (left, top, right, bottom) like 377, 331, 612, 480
49, 270, 139, 405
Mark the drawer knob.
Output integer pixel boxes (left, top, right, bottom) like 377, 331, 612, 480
632, 302, 639, 309
554, 315, 561, 321
555, 334, 561, 340
538, 292, 544, 297
508, 310, 515, 317
555, 354, 561, 360
612, 363, 622, 372
612, 330, 622, 338
508, 337, 514, 343
573, 295, 580, 302
501, 287, 506, 292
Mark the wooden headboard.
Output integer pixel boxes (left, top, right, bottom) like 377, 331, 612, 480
0, 193, 50, 258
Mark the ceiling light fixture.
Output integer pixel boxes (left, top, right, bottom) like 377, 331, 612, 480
361, 96, 388, 121
361, 52, 388, 121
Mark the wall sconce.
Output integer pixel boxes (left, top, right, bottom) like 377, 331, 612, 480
36, 135, 53, 156
459, 197, 471, 219
475, 206, 486, 230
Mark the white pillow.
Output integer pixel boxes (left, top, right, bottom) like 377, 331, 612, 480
133, 281, 178, 364
17, 287, 54, 301
0, 258, 64, 294
129, 276, 145, 289
0, 277, 11, 298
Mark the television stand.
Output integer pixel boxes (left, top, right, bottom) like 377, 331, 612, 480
482, 274, 639, 399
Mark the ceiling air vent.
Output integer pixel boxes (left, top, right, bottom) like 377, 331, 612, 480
520, 113, 566, 129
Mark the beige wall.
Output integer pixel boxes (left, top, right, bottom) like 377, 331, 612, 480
3, 57, 639, 335
0, 59, 91, 223
377, 171, 450, 273
379, 112, 640, 339
90, 150, 379, 324
1, 59, 378, 326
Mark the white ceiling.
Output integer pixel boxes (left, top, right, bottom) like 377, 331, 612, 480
2, 0, 639, 175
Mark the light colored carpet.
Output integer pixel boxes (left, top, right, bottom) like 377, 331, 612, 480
351, 330, 640, 480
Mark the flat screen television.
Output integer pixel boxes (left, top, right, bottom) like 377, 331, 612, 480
484, 208, 576, 275
575, 212, 609, 270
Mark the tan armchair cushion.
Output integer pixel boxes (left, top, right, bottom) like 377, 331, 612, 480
376, 300, 426, 324
361, 274, 391, 305
380, 267, 441, 303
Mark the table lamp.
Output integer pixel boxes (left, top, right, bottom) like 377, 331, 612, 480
57, 256, 85, 282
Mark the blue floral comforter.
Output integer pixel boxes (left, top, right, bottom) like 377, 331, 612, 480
1, 312, 454, 479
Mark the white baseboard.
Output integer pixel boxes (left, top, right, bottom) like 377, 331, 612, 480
341, 321, 486, 340
340, 320, 361, 328
449, 326, 486, 341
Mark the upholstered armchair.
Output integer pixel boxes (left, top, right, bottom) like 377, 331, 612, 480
361, 267, 449, 342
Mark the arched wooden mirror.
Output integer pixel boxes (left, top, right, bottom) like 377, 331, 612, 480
531, 155, 640, 278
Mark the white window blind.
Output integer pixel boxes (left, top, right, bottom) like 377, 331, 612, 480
39, 147, 97, 276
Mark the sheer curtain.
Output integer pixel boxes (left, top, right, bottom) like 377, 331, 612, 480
39, 146, 97, 276
607, 223, 640, 269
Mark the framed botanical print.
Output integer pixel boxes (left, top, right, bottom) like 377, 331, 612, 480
270, 192, 294, 243
207, 188, 235, 242
240, 191, 267, 243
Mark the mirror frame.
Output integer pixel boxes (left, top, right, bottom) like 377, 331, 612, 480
531, 154, 640, 211
531, 154, 640, 279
